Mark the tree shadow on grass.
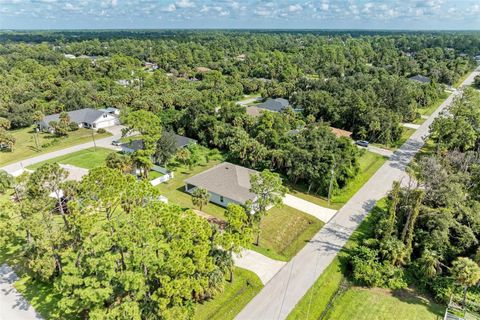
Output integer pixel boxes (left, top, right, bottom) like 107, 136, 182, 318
15, 275, 61, 319
391, 288, 445, 317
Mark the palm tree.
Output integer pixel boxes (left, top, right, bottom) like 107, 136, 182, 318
418, 250, 443, 279
191, 187, 210, 211
451, 257, 480, 309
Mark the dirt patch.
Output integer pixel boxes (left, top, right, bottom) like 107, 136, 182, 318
193, 209, 226, 229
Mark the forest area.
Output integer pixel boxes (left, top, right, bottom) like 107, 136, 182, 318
0, 30, 479, 319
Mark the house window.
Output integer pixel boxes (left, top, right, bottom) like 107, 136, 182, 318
220, 196, 224, 203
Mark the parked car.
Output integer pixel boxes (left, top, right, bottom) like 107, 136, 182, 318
111, 140, 121, 146
355, 140, 369, 147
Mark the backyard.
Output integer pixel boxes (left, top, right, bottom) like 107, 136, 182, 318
26, 147, 114, 170
0, 127, 111, 167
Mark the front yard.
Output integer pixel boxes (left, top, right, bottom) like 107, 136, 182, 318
0, 127, 111, 167
26, 147, 114, 170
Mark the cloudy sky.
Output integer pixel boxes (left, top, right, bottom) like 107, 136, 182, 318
1, 0, 479, 30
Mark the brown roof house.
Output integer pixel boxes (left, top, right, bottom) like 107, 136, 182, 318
184, 162, 258, 208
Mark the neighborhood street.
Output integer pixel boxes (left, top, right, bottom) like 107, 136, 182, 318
1, 126, 123, 175
235, 68, 480, 320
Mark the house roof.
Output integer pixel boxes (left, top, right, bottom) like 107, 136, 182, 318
329, 127, 352, 138
120, 133, 196, 152
256, 98, 290, 112
184, 162, 258, 204
42, 108, 106, 125
409, 75, 431, 84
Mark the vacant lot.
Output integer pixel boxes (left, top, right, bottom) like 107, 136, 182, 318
195, 267, 263, 320
27, 147, 113, 170
323, 287, 444, 320
0, 127, 111, 167
289, 150, 387, 210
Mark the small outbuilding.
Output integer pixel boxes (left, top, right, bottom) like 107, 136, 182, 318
409, 75, 431, 84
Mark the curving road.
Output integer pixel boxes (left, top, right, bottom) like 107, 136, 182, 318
236, 68, 480, 320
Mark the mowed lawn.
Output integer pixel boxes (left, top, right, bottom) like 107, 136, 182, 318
287, 199, 444, 320
27, 147, 114, 170
289, 150, 387, 210
0, 127, 111, 167
323, 287, 444, 320
253, 206, 324, 261
158, 152, 324, 261
195, 268, 263, 320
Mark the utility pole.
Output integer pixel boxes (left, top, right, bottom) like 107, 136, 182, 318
91, 129, 97, 152
328, 154, 336, 205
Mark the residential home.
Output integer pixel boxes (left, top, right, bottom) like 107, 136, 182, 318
38, 108, 120, 132
255, 98, 290, 112
120, 133, 197, 154
409, 75, 431, 84
184, 162, 258, 208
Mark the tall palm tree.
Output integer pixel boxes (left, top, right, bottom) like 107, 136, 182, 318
451, 257, 480, 309
192, 187, 210, 211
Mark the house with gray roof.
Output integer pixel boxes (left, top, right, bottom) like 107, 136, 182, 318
256, 98, 290, 112
409, 75, 431, 84
38, 108, 120, 132
184, 162, 258, 207
120, 133, 197, 154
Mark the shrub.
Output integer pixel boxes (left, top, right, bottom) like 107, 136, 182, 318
97, 128, 106, 134
68, 122, 79, 131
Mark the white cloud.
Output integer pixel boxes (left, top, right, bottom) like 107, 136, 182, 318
162, 3, 176, 12
176, 0, 195, 8
287, 4, 302, 12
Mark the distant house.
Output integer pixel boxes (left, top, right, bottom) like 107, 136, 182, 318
38, 108, 120, 132
116, 79, 140, 87
184, 162, 258, 207
409, 75, 431, 84
195, 66, 212, 73
144, 62, 159, 71
329, 127, 353, 139
64, 54, 76, 59
120, 133, 197, 154
256, 98, 290, 112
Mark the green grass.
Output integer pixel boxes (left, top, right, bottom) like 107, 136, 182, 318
156, 161, 227, 220
289, 151, 387, 210
372, 127, 416, 151
0, 127, 111, 167
195, 267, 263, 320
26, 147, 114, 170
287, 199, 444, 320
322, 287, 444, 320
148, 170, 164, 180
14, 275, 61, 319
252, 205, 324, 261
418, 93, 449, 116
287, 199, 386, 320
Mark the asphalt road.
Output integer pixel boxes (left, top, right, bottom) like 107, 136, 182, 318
236, 68, 480, 320
1, 125, 123, 175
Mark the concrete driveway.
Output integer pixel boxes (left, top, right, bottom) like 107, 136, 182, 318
283, 194, 337, 223
0, 264, 42, 320
234, 250, 286, 285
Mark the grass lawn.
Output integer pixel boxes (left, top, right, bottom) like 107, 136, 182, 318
148, 170, 164, 180
372, 127, 416, 151
323, 287, 444, 320
252, 205, 324, 261
195, 267, 263, 320
26, 147, 114, 170
418, 92, 449, 116
156, 149, 226, 219
0, 127, 111, 167
287, 199, 444, 320
289, 150, 387, 210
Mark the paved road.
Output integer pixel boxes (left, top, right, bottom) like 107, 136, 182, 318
364, 145, 393, 157
1, 126, 123, 175
236, 68, 480, 320
0, 264, 42, 320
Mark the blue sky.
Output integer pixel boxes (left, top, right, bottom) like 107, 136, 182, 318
1, 0, 479, 30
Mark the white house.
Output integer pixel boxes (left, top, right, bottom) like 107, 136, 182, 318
184, 162, 258, 208
38, 108, 120, 132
